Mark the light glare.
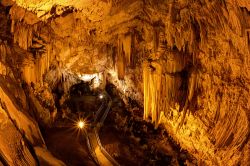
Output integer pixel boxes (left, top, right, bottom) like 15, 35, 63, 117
78, 120, 85, 129
79, 73, 102, 88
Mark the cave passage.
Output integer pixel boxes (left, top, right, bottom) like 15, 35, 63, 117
42, 83, 194, 166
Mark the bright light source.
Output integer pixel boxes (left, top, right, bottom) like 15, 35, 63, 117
78, 120, 85, 129
99, 94, 103, 99
79, 73, 102, 88
80, 74, 97, 81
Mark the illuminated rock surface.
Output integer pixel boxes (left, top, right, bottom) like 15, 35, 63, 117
0, 0, 250, 165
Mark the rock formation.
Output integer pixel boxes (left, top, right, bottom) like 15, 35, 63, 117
0, 0, 249, 165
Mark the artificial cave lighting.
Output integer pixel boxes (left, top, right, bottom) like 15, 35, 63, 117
77, 120, 85, 129
80, 73, 98, 82
79, 73, 104, 88
99, 94, 104, 99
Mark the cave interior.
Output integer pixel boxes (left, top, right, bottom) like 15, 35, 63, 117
0, 0, 250, 166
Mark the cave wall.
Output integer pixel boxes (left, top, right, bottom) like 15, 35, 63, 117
141, 1, 250, 165
0, 41, 45, 165
105, 1, 250, 165
0, 4, 67, 165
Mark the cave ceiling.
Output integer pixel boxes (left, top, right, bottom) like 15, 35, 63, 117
2, 0, 250, 74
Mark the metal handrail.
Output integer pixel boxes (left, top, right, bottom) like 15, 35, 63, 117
85, 91, 120, 166
94, 97, 106, 123
99, 100, 111, 125
94, 129, 120, 166
85, 132, 100, 165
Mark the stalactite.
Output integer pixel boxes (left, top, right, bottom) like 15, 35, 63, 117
122, 33, 132, 66
0, 42, 8, 76
143, 34, 188, 128
20, 40, 56, 85
247, 30, 250, 54
130, 32, 136, 68
0, 42, 7, 63
177, 70, 197, 130
11, 20, 15, 38
143, 61, 164, 128
115, 33, 133, 80
143, 62, 149, 120
153, 26, 162, 53
12, 21, 34, 50
22, 58, 35, 84
117, 37, 125, 79
111, 46, 116, 70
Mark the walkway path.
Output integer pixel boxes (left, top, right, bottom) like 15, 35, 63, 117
85, 91, 120, 166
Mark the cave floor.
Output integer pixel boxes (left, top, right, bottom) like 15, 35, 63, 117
42, 89, 195, 166
99, 97, 180, 166
43, 126, 96, 166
